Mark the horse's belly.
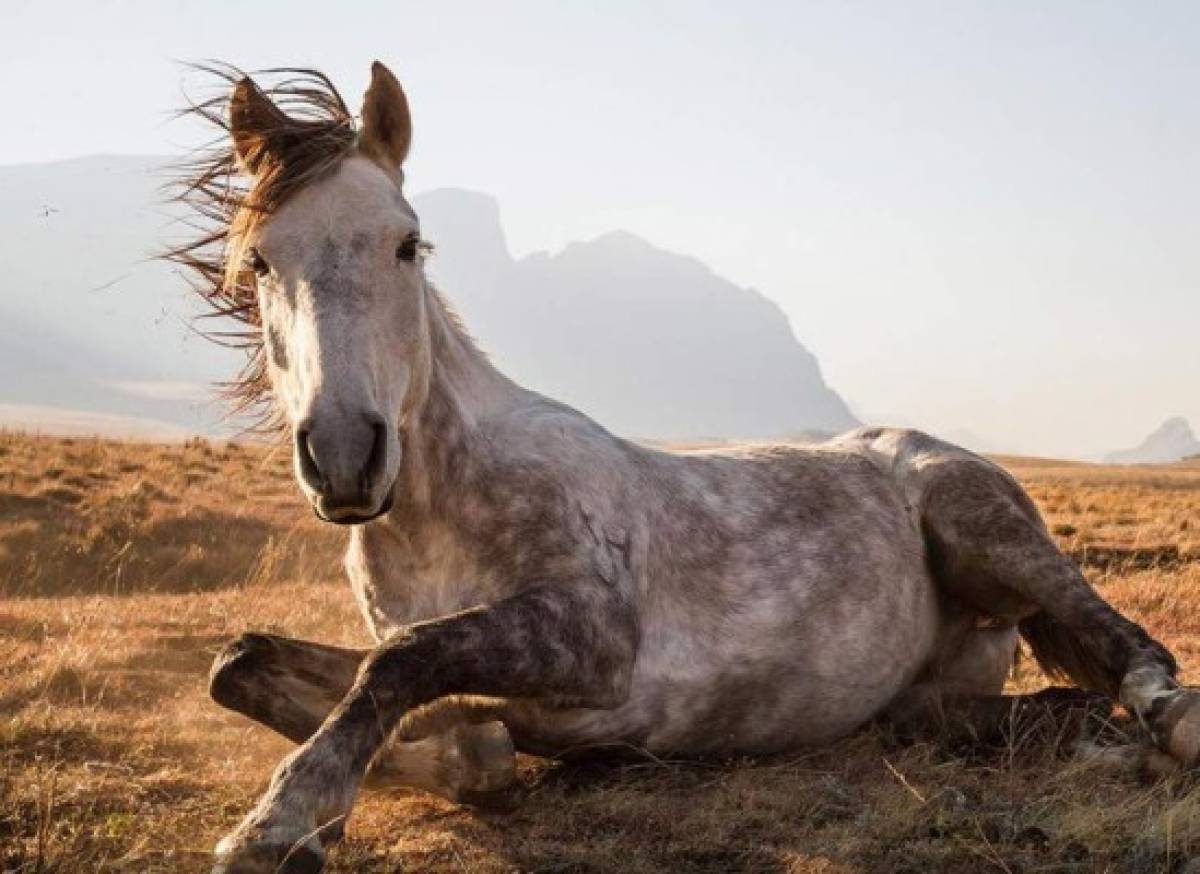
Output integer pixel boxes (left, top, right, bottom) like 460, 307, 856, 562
505, 567, 942, 756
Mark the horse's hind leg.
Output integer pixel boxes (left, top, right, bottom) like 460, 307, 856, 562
885, 617, 1113, 755
208, 632, 517, 804
916, 453, 1200, 766
887, 682, 1115, 758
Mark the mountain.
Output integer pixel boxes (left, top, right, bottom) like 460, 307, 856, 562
416, 188, 857, 440
1104, 418, 1200, 464
0, 157, 856, 441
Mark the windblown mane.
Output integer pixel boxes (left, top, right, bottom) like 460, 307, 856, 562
165, 65, 358, 431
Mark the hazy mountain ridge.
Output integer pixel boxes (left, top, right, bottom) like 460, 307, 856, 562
0, 156, 856, 441
416, 188, 857, 440
1104, 417, 1200, 465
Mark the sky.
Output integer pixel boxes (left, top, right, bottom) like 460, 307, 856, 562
2, 0, 1197, 458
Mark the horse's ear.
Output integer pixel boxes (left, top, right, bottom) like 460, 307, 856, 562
229, 76, 287, 175
358, 61, 412, 173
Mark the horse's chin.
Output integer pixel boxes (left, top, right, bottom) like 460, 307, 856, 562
312, 490, 396, 526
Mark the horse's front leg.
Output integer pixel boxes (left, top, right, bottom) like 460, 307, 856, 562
208, 632, 517, 806
212, 581, 638, 874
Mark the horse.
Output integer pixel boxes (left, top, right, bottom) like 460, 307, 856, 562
168, 62, 1200, 874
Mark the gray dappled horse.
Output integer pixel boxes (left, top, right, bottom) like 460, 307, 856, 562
169, 63, 1200, 873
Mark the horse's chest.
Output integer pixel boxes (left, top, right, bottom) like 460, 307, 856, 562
344, 482, 593, 640
344, 524, 500, 641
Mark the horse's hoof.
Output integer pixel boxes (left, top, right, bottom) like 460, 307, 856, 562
456, 721, 518, 791
458, 781, 527, 813
1159, 689, 1200, 766
212, 843, 325, 874
213, 843, 325, 874
213, 824, 331, 874
428, 719, 520, 806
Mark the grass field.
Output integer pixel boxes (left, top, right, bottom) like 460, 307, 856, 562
3, 431, 1200, 872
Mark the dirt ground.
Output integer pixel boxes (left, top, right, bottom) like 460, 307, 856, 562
3, 431, 1200, 873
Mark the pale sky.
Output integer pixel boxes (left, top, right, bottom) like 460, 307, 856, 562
3, 0, 1197, 458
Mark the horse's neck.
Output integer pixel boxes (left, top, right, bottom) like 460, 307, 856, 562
393, 281, 521, 513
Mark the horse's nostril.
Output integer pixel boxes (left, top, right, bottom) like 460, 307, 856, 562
295, 424, 330, 496
360, 415, 388, 494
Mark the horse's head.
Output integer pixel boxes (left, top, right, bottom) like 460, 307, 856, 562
225, 63, 423, 524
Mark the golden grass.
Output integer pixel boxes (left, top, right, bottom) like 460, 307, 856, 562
3, 431, 1200, 872
0, 432, 343, 598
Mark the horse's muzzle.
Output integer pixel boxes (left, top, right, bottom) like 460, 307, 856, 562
293, 411, 400, 525
312, 488, 395, 526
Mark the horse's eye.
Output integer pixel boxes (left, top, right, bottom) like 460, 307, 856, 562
248, 247, 269, 277
396, 237, 419, 263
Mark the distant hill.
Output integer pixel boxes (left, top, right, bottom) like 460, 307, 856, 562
415, 188, 857, 440
1104, 417, 1200, 464
0, 157, 856, 441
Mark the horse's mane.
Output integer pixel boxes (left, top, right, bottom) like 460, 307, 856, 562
165, 64, 358, 431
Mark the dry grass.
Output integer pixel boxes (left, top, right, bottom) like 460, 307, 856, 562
3, 431, 1200, 872
0, 432, 343, 598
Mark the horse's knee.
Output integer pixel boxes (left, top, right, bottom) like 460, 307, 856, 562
209, 632, 276, 711
210, 634, 368, 744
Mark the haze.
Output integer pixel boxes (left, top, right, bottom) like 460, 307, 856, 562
2, 0, 1197, 458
